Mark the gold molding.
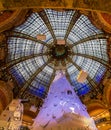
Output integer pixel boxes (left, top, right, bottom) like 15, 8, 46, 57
103, 78, 111, 107
0, 9, 28, 33
91, 12, 111, 33
0, 0, 111, 13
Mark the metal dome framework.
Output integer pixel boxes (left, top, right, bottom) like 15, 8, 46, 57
6, 9, 109, 99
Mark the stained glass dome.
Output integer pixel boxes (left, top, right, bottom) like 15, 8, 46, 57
7, 9, 108, 99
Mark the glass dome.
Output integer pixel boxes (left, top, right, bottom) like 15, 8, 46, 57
7, 9, 108, 99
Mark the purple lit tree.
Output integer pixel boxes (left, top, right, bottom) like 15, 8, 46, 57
32, 72, 97, 130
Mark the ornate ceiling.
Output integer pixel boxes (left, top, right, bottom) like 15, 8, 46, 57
1, 0, 111, 13
5, 9, 109, 100
0, 1, 111, 129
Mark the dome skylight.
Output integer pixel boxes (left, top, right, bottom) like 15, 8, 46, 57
7, 9, 108, 98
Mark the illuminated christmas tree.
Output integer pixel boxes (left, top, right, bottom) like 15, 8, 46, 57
32, 72, 97, 130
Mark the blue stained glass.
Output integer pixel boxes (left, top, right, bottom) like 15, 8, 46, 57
94, 66, 106, 83
77, 84, 90, 96
29, 85, 46, 98
10, 68, 25, 85
94, 75, 102, 83
71, 77, 90, 96
94, 71, 105, 83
